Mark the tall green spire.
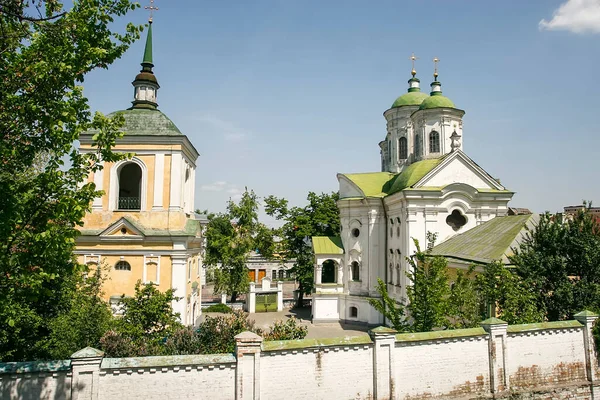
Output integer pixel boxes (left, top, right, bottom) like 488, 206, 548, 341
142, 21, 153, 66
130, 20, 160, 110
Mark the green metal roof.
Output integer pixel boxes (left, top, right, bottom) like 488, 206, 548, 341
312, 236, 344, 255
419, 94, 456, 110
342, 172, 394, 198
340, 158, 445, 199
430, 214, 535, 264
108, 109, 182, 136
142, 22, 153, 65
391, 91, 428, 108
384, 157, 445, 195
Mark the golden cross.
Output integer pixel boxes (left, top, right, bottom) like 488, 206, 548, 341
145, 0, 159, 22
433, 57, 440, 79
409, 53, 418, 77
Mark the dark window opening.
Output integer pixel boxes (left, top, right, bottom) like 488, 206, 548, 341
350, 306, 358, 318
429, 131, 440, 153
115, 260, 131, 271
351, 261, 360, 281
321, 260, 336, 283
446, 210, 467, 231
399, 137, 408, 160
118, 163, 142, 210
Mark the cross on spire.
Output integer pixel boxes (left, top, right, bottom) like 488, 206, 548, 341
145, 0, 159, 23
433, 57, 440, 80
410, 53, 419, 77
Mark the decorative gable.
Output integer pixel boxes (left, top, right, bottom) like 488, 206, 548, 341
414, 151, 505, 191
99, 217, 145, 239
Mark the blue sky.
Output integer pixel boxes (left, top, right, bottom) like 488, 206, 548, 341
84, 0, 600, 224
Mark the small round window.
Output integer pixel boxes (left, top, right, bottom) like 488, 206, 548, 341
352, 228, 360, 238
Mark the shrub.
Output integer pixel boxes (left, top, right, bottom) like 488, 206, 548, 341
262, 318, 307, 341
196, 309, 258, 354
204, 303, 233, 313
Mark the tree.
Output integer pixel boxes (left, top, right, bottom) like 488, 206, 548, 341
368, 278, 409, 332
510, 206, 600, 320
204, 189, 275, 302
476, 261, 544, 324
0, 0, 142, 361
99, 281, 182, 357
447, 266, 482, 329
264, 192, 340, 307
406, 235, 450, 332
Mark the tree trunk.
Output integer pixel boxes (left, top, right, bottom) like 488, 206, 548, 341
231, 291, 237, 303
296, 282, 304, 308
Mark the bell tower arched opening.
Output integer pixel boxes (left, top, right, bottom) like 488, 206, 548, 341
118, 163, 142, 210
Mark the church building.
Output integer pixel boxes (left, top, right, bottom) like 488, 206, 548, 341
75, 19, 205, 326
312, 57, 515, 325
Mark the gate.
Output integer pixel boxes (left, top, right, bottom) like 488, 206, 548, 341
255, 293, 277, 312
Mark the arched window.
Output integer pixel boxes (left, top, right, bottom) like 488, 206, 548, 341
321, 260, 336, 283
415, 134, 422, 157
396, 264, 401, 286
351, 261, 360, 281
389, 263, 394, 284
278, 269, 284, 280
429, 131, 440, 153
118, 163, 142, 210
350, 306, 358, 318
272, 270, 277, 280
115, 260, 131, 271
398, 137, 408, 160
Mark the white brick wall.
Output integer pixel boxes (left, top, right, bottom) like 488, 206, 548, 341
98, 365, 235, 400
394, 335, 490, 398
2, 318, 598, 400
260, 346, 373, 400
0, 371, 71, 400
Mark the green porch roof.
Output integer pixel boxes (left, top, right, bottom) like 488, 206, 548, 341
78, 217, 202, 237
312, 236, 344, 255
340, 157, 445, 199
430, 214, 535, 265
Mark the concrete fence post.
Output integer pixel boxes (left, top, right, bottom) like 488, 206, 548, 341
234, 331, 263, 400
247, 282, 256, 313
70, 347, 104, 400
369, 326, 397, 400
276, 281, 283, 311
481, 318, 508, 395
574, 310, 599, 385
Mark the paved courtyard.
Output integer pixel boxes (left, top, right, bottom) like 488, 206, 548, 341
203, 306, 371, 340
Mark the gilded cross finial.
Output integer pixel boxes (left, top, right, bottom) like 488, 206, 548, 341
410, 53, 419, 77
433, 57, 440, 80
145, 0, 159, 22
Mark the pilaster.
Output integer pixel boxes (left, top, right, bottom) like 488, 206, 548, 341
169, 152, 182, 211
170, 255, 188, 323
369, 326, 397, 400
152, 153, 164, 210
481, 317, 508, 394
70, 347, 104, 400
574, 310, 599, 384
235, 331, 263, 400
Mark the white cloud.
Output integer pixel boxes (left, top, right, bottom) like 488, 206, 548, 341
194, 115, 251, 142
200, 181, 228, 191
539, 0, 600, 33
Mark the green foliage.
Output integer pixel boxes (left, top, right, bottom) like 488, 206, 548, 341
264, 192, 340, 306
368, 278, 409, 332
115, 281, 182, 343
447, 266, 482, 329
511, 206, 600, 320
0, 0, 142, 361
42, 267, 114, 359
261, 318, 308, 341
204, 303, 233, 313
476, 262, 544, 324
406, 235, 450, 332
205, 189, 275, 302
195, 310, 258, 354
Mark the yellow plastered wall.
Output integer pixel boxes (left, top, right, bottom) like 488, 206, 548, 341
163, 154, 171, 209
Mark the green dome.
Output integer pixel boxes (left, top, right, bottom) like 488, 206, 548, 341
419, 94, 456, 110
108, 109, 182, 136
391, 91, 429, 108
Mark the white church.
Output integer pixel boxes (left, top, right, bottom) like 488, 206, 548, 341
311, 59, 515, 325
